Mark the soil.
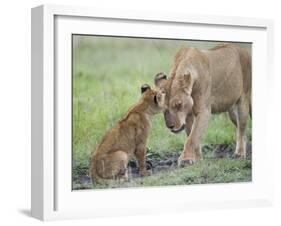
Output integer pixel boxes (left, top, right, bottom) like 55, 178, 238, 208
73, 142, 252, 189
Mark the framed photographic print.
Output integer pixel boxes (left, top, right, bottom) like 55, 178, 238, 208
31, 4, 274, 221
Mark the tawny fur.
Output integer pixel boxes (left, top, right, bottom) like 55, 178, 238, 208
155, 43, 251, 166
90, 87, 165, 183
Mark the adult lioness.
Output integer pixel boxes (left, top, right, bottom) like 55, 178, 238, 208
90, 84, 166, 183
155, 43, 251, 167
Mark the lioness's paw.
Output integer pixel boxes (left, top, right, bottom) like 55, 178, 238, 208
232, 152, 246, 159
177, 154, 196, 167
178, 159, 195, 168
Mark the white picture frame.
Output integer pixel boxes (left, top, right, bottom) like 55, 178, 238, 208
31, 4, 274, 221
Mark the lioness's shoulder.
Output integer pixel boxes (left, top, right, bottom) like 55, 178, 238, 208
173, 46, 209, 71
187, 47, 209, 68
173, 46, 190, 68
210, 43, 230, 50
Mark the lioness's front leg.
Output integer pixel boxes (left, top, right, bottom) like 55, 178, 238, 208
178, 108, 210, 167
185, 113, 194, 136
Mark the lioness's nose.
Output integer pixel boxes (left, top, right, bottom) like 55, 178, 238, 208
164, 111, 174, 129
167, 124, 175, 129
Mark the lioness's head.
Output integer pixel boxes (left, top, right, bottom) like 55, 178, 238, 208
140, 84, 166, 114
154, 72, 193, 133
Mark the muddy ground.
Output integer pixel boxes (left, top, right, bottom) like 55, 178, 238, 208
73, 143, 252, 189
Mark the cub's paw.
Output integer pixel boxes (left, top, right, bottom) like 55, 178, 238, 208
118, 167, 129, 181
146, 160, 153, 170
140, 170, 152, 177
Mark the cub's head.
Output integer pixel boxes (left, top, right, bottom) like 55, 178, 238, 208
154, 72, 194, 134
140, 84, 166, 114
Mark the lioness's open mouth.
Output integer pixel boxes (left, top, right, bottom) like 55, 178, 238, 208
171, 124, 185, 134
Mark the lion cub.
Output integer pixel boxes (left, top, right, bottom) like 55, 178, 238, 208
90, 84, 165, 183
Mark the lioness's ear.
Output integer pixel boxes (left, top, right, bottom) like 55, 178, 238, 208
141, 84, 151, 94
172, 72, 193, 94
181, 73, 192, 85
154, 72, 167, 86
179, 73, 193, 94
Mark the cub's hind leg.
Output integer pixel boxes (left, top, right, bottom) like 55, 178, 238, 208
93, 151, 129, 182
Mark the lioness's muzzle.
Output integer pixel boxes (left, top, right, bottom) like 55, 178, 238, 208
164, 110, 174, 129
171, 124, 185, 134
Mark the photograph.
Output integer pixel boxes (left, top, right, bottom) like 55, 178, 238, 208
72, 35, 252, 190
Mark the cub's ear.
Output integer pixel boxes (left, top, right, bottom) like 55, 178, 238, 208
154, 72, 167, 87
141, 84, 151, 94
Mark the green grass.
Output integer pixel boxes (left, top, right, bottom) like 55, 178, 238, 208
72, 36, 252, 189
73, 158, 251, 190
